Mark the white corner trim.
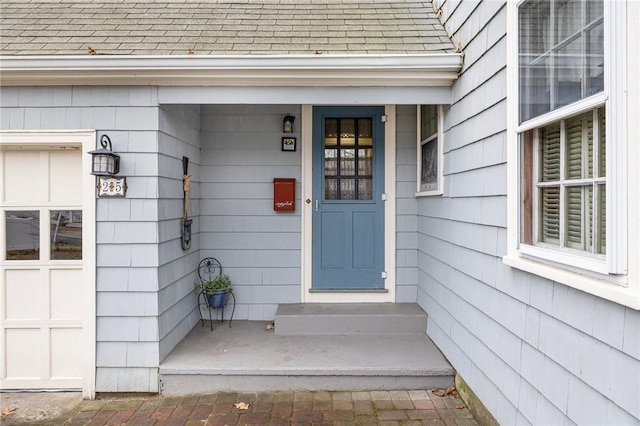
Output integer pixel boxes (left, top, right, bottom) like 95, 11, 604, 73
301, 105, 313, 302
0, 54, 463, 87
0, 130, 97, 397
505, 0, 519, 260
384, 105, 397, 303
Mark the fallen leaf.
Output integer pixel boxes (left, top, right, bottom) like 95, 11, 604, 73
445, 386, 458, 397
431, 388, 446, 397
0, 408, 16, 417
455, 405, 465, 410
234, 402, 250, 410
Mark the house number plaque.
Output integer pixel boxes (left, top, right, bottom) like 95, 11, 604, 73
97, 176, 127, 197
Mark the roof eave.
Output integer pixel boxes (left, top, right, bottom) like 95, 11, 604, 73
0, 53, 463, 87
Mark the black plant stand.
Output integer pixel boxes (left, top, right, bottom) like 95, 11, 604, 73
197, 257, 235, 330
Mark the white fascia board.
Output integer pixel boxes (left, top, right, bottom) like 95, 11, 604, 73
0, 54, 463, 87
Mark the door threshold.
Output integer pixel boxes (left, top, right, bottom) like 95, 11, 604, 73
309, 289, 389, 293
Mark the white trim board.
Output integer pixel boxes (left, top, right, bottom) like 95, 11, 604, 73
158, 87, 454, 106
0, 54, 462, 87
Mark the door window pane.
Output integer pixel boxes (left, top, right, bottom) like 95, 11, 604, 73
325, 119, 338, 146
358, 118, 373, 146
340, 119, 356, 146
340, 179, 356, 200
325, 149, 338, 176
5, 211, 40, 260
358, 149, 372, 176
323, 117, 375, 201
51, 210, 82, 260
325, 179, 338, 200
358, 179, 372, 200
340, 149, 356, 176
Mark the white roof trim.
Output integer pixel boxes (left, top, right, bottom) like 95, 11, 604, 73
0, 54, 462, 87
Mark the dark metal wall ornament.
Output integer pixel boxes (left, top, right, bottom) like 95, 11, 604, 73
90, 134, 127, 197
89, 134, 120, 176
181, 156, 192, 250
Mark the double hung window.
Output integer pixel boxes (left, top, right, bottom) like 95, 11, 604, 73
515, 0, 625, 276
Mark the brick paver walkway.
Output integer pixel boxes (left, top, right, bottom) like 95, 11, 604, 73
19, 389, 479, 426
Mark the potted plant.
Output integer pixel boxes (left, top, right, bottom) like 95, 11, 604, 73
202, 274, 231, 309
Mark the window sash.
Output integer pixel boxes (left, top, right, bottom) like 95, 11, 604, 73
518, 0, 605, 123
522, 106, 607, 270
416, 105, 443, 196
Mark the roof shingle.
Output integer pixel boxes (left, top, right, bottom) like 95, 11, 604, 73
0, 0, 455, 55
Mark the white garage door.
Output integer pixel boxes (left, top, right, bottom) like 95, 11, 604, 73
1, 140, 92, 391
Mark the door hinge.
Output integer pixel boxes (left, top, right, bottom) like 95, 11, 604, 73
381, 115, 387, 123
381, 193, 387, 201
381, 271, 387, 279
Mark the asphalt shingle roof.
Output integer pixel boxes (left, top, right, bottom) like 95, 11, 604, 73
0, 0, 455, 56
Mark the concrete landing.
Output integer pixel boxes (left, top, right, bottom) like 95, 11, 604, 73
274, 303, 428, 335
159, 321, 455, 396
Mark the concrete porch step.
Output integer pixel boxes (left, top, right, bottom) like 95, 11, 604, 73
159, 321, 454, 395
274, 303, 428, 335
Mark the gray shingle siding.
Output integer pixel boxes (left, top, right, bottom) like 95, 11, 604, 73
157, 105, 202, 362
0, 86, 164, 392
0, 0, 455, 55
199, 104, 303, 321
395, 105, 419, 303
422, 1, 640, 424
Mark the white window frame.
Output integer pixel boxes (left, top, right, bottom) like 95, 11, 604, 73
505, 0, 640, 309
416, 104, 444, 196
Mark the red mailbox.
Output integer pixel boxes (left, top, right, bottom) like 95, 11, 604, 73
273, 178, 295, 211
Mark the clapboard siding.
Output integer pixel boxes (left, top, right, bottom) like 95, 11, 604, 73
157, 105, 202, 362
199, 105, 302, 320
419, 1, 640, 424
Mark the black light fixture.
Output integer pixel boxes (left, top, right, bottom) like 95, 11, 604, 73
89, 134, 120, 176
283, 114, 295, 133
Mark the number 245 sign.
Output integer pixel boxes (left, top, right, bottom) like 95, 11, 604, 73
97, 176, 127, 197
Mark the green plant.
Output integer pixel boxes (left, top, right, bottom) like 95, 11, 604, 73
202, 274, 231, 293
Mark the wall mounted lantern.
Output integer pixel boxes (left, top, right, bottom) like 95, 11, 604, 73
283, 114, 295, 134
89, 134, 120, 176
90, 134, 126, 197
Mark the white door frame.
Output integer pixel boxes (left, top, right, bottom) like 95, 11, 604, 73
301, 105, 396, 303
0, 130, 97, 398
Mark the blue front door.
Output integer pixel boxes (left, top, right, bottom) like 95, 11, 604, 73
312, 106, 385, 290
